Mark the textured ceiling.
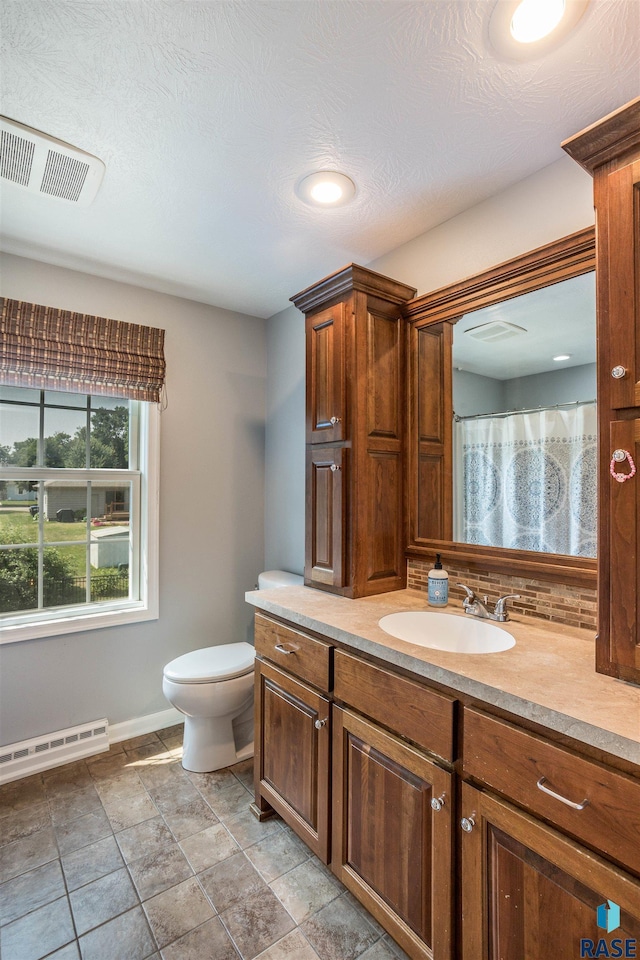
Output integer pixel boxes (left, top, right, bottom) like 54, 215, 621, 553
1, 1, 639, 318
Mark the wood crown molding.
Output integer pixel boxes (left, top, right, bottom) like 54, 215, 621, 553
561, 97, 640, 175
291, 264, 416, 314
403, 227, 595, 327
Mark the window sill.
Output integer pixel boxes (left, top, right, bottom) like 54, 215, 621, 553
0, 600, 159, 644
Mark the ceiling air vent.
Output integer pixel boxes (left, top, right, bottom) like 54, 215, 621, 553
0, 116, 105, 206
464, 320, 527, 343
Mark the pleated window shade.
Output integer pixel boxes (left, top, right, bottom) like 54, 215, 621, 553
0, 298, 166, 403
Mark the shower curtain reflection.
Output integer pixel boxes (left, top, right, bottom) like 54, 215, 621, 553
453, 402, 597, 557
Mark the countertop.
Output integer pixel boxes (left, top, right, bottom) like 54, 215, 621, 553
245, 586, 640, 768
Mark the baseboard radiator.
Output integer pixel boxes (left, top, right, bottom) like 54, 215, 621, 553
0, 719, 109, 785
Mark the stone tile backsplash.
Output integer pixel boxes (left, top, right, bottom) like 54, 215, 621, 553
407, 559, 597, 633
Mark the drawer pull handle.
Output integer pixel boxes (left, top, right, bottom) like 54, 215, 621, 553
315, 718, 328, 729
536, 777, 589, 811
460, 816, 475, 833
274, 643, 298, 655
431, 794, 446, 812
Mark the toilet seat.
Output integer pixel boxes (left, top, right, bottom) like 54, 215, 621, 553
163, 642, 255, 684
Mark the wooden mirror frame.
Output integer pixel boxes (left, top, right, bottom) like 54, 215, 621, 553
403, 226, 597, 587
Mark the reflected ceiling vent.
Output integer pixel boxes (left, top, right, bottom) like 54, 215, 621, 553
465, 320, 528, 342
0, 116, 105, 206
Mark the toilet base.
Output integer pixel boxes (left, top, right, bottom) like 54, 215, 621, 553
181, 714, 253, 773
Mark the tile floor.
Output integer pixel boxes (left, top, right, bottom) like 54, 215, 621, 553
0, 725, 410, 960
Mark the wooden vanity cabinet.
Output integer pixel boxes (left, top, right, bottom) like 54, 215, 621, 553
292, 265, 416, 599
459, 784, 640, 960
461, 706, 640, 959
252, 614, 333, 862
562, 98, 640, 684
332, 650, 456, 960
333, 707, 454, 960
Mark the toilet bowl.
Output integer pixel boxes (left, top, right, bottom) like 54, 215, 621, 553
162, 569, 303, 773
162, 643, 255, 773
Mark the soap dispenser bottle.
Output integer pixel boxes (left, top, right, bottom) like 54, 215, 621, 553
428, 554, 449, 607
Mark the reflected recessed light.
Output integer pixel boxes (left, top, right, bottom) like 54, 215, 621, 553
553, 354, 571, 361
489, 0, 589, 60
296, 171, 356, 207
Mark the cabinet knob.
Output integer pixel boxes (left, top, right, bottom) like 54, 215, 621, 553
314, 718, 328, 729
430, 794, 446, 812
611, 365, 627, 379
460, 816, 475, 833
329, 416, 342, 425
330, 464, 341, 472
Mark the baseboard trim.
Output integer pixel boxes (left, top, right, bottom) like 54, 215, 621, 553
0, 708, 183, 785
109, 707, 183, 744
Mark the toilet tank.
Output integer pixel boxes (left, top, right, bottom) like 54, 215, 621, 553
258, 570, 304, 590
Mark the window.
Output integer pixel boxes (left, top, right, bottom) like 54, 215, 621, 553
0, 297, 164, 642
0, 385, 159, 641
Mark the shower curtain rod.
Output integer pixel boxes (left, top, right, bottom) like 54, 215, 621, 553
453, 398, 597, 422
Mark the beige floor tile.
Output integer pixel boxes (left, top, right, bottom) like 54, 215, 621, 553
220, 886, 296, 960
244, 829, 310, 883
0, 775, 46, 818
270, 860, 341, 925
61, 834, 124, 891
198, 850, 268, 913
69, 866, 138, 935
301, 896, 378, 960
223, 807, 282, 850
115, 816, 175, 864
0, 895, 75, 960
160, 916, 239, 960
0, 859, 66, 926
0, 825, 58, 883
102, 791, 158, 831
0, 801, 51, 847
128, 843, 194, 901
77, 905, 156, 960
179, 822, 240, 874
143, 876, 214, 949
254, 929, 322, 960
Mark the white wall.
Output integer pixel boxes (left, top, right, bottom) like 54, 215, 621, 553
264, 307, 305, 577
0, 253, 266, 745
265, 156, 595, 575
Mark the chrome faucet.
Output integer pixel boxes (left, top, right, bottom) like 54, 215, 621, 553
457, 584, 520, 623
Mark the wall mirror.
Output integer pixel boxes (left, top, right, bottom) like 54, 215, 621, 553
404, 227, 597, 586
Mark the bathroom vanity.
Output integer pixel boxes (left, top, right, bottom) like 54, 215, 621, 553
250, 98, 640, 960
246, 586, 640, 960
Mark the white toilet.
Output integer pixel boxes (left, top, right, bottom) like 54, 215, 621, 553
162, 569, 303, 773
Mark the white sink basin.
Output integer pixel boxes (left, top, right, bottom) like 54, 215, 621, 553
378, 611, 515, 654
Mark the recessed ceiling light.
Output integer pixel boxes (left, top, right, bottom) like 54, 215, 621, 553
510, 0, 566, 43
296, 171, 356, 207
553, 354, 571, 361
488, 0, 589, 60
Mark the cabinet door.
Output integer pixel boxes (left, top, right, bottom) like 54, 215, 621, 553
605, 418, 640, 681
305, 445, 346, 589
254, 659, 331, 861
460, 783, 640, 960
306, 302, 345, 443
332, 706, 453, 960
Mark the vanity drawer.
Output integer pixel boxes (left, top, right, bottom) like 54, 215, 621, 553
463, 707, 640, 875
254, 614, 332, 692
333, 649, 455, 762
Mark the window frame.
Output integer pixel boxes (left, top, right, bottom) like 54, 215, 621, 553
0, 398, 159, 644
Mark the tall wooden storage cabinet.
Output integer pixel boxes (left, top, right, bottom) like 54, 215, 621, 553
291, 265, 416, 599
563, 97, 640, 684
